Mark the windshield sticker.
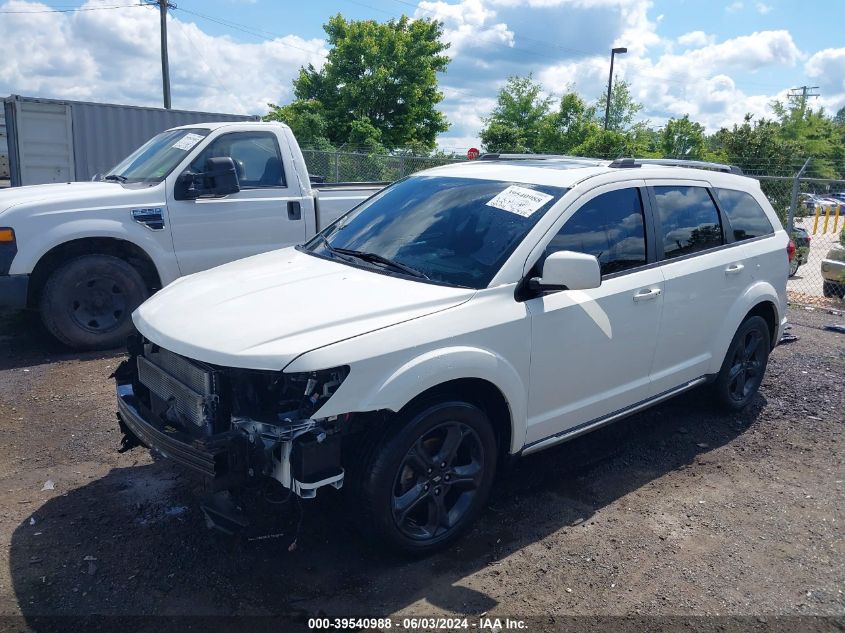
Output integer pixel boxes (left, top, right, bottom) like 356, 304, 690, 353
486, 185, 554, 217
171, 133, 204, 151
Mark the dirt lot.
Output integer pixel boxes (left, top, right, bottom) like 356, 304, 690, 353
0, 306, 843, 632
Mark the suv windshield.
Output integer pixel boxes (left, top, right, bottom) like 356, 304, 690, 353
105, 128, 210, 184
303, 175, 567, 288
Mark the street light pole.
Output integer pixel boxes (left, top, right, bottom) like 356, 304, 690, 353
604, 46, 627, 131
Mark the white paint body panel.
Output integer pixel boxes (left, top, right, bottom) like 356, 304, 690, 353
129, 162, 788, 456
0, 121, 381, 286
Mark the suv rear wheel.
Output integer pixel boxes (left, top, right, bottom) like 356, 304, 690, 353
347, 401, 498, 555
713, 315, 771, 410
40, 254, 149, 350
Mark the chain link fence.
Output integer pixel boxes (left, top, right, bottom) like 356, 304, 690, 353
301, 148, 464, 184
302, 146, 845, 308
741, 160, 844, 308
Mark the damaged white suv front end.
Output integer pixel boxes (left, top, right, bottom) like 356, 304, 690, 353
115, 159, 788, 553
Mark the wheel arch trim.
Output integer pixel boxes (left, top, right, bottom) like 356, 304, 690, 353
313, 346, 528, 454
707, 281, 782, 376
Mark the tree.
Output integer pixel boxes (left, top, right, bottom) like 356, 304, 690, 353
595, 80, 642, 132
480, 75, 553, 153
538, 90, 597, 153
289, 14, 450, 151
660, 115, 707, 159
263, 99, 332, 149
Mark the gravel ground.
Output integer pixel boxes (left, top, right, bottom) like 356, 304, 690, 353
0, 306, 843, 632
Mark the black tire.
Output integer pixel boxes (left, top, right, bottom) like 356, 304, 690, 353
788, 259, 800, 277
713, 316, 771, 411
40, 255, 149, 350
346, 401, 498, 555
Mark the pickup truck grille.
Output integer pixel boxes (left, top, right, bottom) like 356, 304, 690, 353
137, 345, 219, 432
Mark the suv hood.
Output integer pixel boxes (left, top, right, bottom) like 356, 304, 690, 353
0, 181, 152, 216
133, 247, 475, 370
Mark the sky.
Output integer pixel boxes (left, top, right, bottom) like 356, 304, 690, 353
1, 0, 844, 151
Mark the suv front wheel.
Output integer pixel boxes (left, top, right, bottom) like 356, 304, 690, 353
713, 315, 771, 410
348, 401, 498, 555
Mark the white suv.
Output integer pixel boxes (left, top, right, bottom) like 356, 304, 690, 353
114, 156, 789, 553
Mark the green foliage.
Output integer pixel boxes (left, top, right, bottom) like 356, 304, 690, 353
290, 13, 450, 151
480, 75, 553, 153
596, 80, 642, 133
264, 99, 332, 149
660, 115, 707, 159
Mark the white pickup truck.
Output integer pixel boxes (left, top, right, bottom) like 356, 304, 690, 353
0, 122, 384, 348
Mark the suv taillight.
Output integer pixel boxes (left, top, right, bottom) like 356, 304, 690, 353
787, 239, 796, 262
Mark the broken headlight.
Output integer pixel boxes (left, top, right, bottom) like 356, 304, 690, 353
277, 366, 350, 421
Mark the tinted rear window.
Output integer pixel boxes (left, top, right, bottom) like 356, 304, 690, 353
715, 188, 774, 241
653, 186, 723, 259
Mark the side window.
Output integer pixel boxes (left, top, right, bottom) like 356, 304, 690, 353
545, 188, 647, 276
653, 186, 723, 259
190, 132, 286, 188
715, 188, 774, 241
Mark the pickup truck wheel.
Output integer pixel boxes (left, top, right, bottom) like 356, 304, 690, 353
712, 316, 770, 411
348, 402, 497, 555
40, 255, 148, 350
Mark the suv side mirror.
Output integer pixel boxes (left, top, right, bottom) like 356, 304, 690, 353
201, 157, 240, 197
529, 250, 601, 293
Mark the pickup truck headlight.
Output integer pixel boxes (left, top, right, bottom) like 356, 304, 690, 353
0, 228, 17, 276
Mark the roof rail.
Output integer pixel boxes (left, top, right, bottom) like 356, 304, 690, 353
608, 157, 743, 175
479, 153, 604, 164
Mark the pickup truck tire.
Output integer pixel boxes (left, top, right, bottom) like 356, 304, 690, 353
347, 401, 497, 555
712, 316, 770, 411
40, 255, 149, 350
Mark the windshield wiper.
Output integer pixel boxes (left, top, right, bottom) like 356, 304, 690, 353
333, 247, 430, 280
103, 174, 127, 183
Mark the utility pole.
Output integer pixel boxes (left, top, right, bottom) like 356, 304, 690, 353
787, 85, 820, 115
144, 0, 176, 109
604, 47, 627, 131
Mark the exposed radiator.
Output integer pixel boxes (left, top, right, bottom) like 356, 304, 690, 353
137, 347, 218, 431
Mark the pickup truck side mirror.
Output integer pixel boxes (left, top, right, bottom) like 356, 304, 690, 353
174, 171, 200, 200
528, 250, 601, 293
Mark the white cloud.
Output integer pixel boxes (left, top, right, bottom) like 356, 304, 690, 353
0, 0, 832, 150
0, 0, 326, 115
726, 1, 744, 12
755, 2, 772, 14
677, 31, 715, 48
805, 47, 845, 114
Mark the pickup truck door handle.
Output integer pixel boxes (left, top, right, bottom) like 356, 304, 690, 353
287, 201, 301, 221
633, 288, 661, 302
725, 263, 744, 275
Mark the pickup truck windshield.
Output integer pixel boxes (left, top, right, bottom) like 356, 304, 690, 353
105, 128, 210, 184
305, 175, 567, 288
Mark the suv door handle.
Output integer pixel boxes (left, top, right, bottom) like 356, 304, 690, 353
287, 201, 301, 220
725, 264, 744, 275
633, 288, 661, 302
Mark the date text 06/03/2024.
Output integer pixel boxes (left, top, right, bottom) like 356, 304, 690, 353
307, 617, 529, 630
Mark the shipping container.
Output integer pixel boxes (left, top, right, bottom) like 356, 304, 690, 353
2, 94, 259, 187
0, 110, 8, 180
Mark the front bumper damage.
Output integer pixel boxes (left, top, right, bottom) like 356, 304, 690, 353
114, 341, 346, 501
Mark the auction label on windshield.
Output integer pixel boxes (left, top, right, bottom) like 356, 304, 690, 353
172, 133, 205, 151
486, 185, 553, 217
